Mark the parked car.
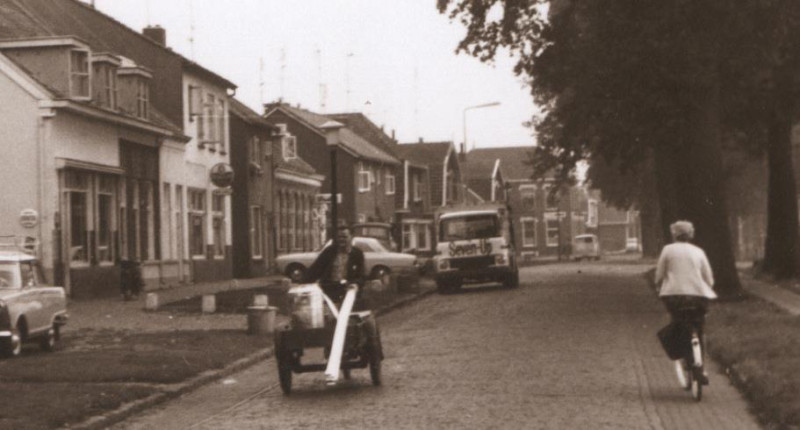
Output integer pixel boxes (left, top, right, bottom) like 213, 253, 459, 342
0, 250, 68, 357
573, 234, 600, 261
352, 222, 398, 252
276, 237, 419, 285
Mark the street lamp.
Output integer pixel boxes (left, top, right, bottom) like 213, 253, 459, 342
320, 120, 345, 240
462, 101, 501, 153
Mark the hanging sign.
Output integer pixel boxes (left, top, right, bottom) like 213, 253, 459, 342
210, 163, 234, 188
19, 209, 38, 228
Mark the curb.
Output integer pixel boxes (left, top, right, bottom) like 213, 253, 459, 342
68, 285, 435, 429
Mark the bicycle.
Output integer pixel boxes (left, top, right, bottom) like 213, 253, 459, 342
671, 303, 707, 401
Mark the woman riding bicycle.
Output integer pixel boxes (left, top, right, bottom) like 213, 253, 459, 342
655, 220, 716, 385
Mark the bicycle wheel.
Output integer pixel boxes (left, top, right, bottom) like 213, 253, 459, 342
674, 360, 691, 390
690, 331, 703, 401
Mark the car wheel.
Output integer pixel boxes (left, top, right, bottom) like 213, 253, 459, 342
1, 326, 22, 358
371, 266, 391, 286
286, 264, 306, 284
40, 326, 57, 352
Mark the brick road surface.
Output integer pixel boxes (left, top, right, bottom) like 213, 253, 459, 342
113, 262, 762, 429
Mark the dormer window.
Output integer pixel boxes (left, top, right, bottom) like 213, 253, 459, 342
69, 50, 90, 98
91, 53, 120, 110
136, 79, 149, 119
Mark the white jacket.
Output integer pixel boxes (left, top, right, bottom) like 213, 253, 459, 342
655, 242, 717, 299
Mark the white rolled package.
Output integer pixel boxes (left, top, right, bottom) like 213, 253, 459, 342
288, 284, 325, 329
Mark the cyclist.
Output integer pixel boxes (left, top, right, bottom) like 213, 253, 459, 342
655, 220, 716, 385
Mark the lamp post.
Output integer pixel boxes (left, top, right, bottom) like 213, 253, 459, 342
321, 120, 345, 240
462, 101, 501, 153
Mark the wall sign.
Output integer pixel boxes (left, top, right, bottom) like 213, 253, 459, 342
210, 163, 234, 188
19, 209, 38, 228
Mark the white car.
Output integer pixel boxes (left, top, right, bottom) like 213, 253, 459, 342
276, 237, 420, 284
0, 250, 68, 357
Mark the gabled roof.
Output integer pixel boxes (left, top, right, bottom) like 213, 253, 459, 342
327, 112, 398, 157
229, 97, 277, 130
0, 0, 235, 89
263, 103, 400, 165
396, 141, 453, 167
465, 146, 543, 181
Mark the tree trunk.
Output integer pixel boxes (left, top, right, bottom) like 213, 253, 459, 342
680, 80, 743, 299
761, 75, 800, 279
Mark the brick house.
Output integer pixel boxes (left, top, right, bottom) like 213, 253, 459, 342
263, 103, 399, 241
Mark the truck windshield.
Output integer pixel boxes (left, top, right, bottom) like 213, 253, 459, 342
440, 215, 499, 241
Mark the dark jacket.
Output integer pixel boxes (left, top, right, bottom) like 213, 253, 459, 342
304, 244, 366, 301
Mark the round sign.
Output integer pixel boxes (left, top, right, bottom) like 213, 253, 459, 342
210, 163, 235, 188
19, 209, 38, 228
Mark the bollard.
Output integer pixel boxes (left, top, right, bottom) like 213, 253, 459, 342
253, 294, 269, 307
201, 294, 216, 313
247, 305, 276, 335
145, 293, 159, 311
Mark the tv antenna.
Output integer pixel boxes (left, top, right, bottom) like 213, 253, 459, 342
188, 0, 195, 60
280, 47, 287, 101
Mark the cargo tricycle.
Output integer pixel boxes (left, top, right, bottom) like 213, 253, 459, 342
273, 283, 383, 395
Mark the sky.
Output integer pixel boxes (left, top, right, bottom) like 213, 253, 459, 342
89, 0, 538, 149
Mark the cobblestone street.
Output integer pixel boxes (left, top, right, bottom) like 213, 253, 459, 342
116, 263, 762, 429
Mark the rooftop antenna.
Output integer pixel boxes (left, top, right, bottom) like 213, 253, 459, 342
345, 52, 354, 111
259, 57, 265, 105
188, 0, 195, 60
280, 47, 287, 101
317, 47, 327, 112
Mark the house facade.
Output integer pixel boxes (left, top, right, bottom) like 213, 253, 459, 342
263, 103, 400, 243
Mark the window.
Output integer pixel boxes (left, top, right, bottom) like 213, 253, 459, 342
385, 171, 396, 195
212, 194, 225, 257
402, 221, 431, 251
545, 185, 559, 211
402, 224, 414, 251
520, 185, 536, 212
175, 185, 184, 259
91, 62, 116, 109
413, 173, 422, 202
250, 206, 263, 258
294, 195, 302, 250
105, 66, 117, 109
250, 136, 263, 166
119, 179, 127, 260
288, 193, 295, 251
521, 217, 537, 248
68, 188, 88, 264
70, 50, 90, 98
96, 176, 115, 263
205, 93, 216, 144
358, 162, 371, 192
545, 212, 560, 247
416, 223, 431, 251
188, 189, 206, 258
439, 214, 499, 242
282, 135, 297, 160
136, 79, 149, 119
162, 184, 173, 260
139, 181, 155, 261
586, 199, 599, 228
216, 98, 226, 151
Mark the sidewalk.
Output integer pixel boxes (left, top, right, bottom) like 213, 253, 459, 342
739, 271, 800, 316
65, 275, 290, 333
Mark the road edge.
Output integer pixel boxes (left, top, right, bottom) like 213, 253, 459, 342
69, 284, 435, 430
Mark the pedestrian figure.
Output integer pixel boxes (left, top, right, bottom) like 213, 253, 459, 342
655, 220, 716, 384
120, 259, 144, 301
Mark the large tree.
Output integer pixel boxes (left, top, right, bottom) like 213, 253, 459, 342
438, 0, 755, 298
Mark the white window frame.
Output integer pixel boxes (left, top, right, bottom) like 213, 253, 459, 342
188, 189, 207, 259
544, 212, 560, 247
415, 222, 432, 251
413, 173, 422, 202
358, 162, 371, 192
519, 184, 537, 212
544, 184, 559, 211
136, 78, 149, 119
402, 223, 414, 252
69, 49, 90, 99
212, 194, 225, 258
216, 98, 226, 152
385, 171, 396, 195
521, 216, 537, 248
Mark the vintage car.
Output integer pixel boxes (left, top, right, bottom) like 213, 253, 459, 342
573, 234, 601, 261
0, 250, 68, 357
276, 237, 419, 284
351, 222, 398, 252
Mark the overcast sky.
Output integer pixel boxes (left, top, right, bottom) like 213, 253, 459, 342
89, 0, 537, 149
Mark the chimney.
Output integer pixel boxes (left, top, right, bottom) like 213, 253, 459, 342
391, 130, 396, 141
143, 25, 166, 46
459, 142, 467, 161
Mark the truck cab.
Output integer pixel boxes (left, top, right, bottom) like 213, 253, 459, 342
433, 204, 519, 293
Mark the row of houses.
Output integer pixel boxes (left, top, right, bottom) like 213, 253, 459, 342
0, 0, 639, 298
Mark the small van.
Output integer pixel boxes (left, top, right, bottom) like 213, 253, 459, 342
573, 234, 600, 261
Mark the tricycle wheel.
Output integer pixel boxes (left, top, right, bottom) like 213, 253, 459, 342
274, 331, 293, 395
40, 326, 57, 352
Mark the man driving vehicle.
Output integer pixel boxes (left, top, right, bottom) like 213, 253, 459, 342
303, 223, 366, 303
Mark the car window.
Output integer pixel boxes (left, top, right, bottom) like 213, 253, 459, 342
0, 263, 20, 288
353, 238, 387, 253
20, 261, 37, 287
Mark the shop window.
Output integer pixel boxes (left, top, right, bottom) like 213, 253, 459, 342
69, 191, 88, 263
96, 176, 115, 263
188, 189, 206, 258
70, 50, 90, 98
212, 194, 225, 257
